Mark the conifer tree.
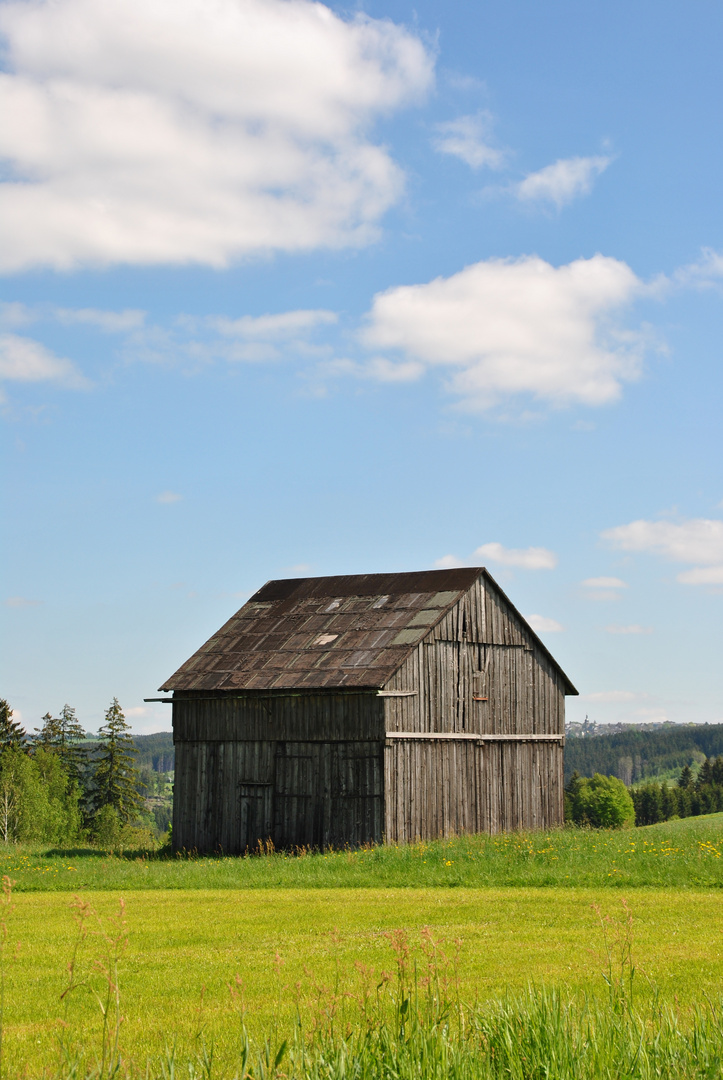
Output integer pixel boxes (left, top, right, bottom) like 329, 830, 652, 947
93, 699, 144, 823
678, 763, 693, 789
697, 756, 714, 790
0, 699, 26, 750
660, 782, 678, 820
34, 705, 87, 783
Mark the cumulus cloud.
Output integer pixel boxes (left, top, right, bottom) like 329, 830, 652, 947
524, 614, 563, 633
674, 248, 723, 289
361, 254, 643, 409
0, 0, 433, 272
580, 575, 627, 601
0, 333, 87, 386
210, 310, 337, 339
434, 554, 463, 569
54, 308, 146, 332
515, 155, 612, 208
582, 576, 627, 589
602, 517, 723, 586
0, 302, 34, 329
677, 566, 723, 586
605, 624, 653, 635
432, 112, 506, 170
475, 542, 557, 570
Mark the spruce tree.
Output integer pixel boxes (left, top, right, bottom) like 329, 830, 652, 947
35, 705, 87, 783
660, 782, 677, 820
93, 699, 144, 823
0, 699, 26, 750
678, 764, 693, 789
697, 756, 714, 790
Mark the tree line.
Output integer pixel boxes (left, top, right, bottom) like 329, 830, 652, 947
0, 696, 157, 846
564, 723, 723, 785
565, 757, 723, 828
630, 757, 723, 826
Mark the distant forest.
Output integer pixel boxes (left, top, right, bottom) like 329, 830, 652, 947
128, 732, 174, 773
564, 724, 723, 785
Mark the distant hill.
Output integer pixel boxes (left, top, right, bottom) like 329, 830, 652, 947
565, 723, 723, 785
132, 731, 174, 772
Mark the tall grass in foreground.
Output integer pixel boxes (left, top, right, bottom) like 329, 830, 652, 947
3, 880, 723, 1078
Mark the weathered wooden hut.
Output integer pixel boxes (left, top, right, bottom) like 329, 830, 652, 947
156, 568, 577, 852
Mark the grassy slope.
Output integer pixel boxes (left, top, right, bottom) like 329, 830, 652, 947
7, 813, 723, 891
6, 885, 723, 1074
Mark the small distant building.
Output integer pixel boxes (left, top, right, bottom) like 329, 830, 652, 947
158, 568, 577, 852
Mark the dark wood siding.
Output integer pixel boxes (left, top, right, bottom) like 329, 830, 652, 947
172, 692, 384, 852
383, 738, 564, 841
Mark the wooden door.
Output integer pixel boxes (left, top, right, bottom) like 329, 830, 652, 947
238, 782, 273, 852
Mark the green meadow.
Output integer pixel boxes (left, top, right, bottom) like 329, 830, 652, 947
4, 816, 723, 1076
7, 812, 723, 891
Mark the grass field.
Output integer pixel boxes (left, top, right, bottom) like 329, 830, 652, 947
5, 885, 723, 1074
7, 813, 723, 892
4, 815, 723, 1076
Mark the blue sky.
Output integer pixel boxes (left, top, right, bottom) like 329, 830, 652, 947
2, 0, 722, 735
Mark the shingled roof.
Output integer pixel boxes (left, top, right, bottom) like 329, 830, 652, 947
160, 567, 576, 693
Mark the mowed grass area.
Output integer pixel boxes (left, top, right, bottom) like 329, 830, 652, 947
5, 885, 723, 1074
6, 813, 723, 891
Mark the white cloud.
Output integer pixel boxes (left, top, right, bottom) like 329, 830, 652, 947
156, 491, 182, 504
210, 310, 337, 339
5, 596, 41, 608
0, 333, 87, 386
524, 614, 563, 633
432, 112, 506, 170
318, 355, 425, 383
475, 542, 557, 570
361, 254, 643, 409
515, 155, 612, 209
602, 517, 723, 587
54, 307, 146, 332
677, 566, 723, 586
582, 576, 627, 589
0, 302, 33, 329
605, 624, 653, 635
674, 248, 723, 289
434, 554, 463, 569
0, 0, 433, 272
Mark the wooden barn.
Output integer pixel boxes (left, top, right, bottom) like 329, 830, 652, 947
156, 568, 577, 852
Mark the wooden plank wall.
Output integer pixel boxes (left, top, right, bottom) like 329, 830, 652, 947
172, 692, 385, 852
382, 576, 567, 737
381, 574, 566, 839
384, 739, 563, 841
173, 691, 385, 743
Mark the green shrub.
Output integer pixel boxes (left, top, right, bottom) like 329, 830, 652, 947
93, 804, 122, 847
565, 772, 635, 828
